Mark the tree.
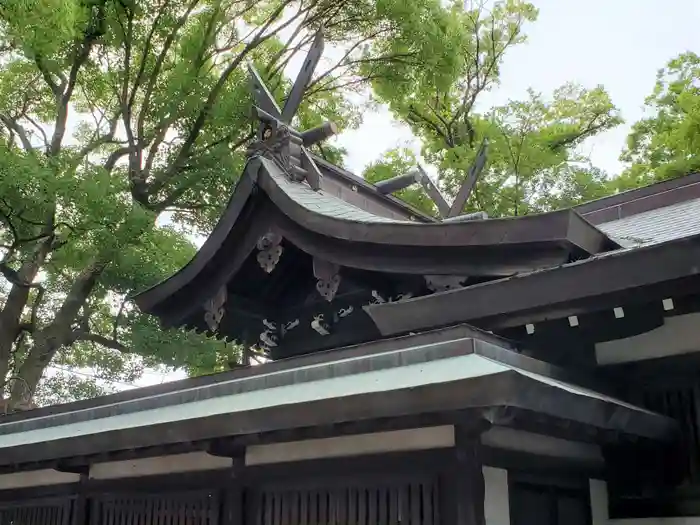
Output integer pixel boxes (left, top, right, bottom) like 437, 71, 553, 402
0, 0, 450, 406
616, 52, 700, 191
365, 0, 621, 217
468, 84, 620, 216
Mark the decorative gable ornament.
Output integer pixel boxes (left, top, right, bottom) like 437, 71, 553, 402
245, 31, 336, 191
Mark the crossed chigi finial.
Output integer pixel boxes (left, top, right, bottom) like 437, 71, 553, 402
247, 30, 336, 190
246, 30, 489, 218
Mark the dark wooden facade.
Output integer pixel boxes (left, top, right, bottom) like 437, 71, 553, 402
0, 448, 555, 525
0, 326, 680, 525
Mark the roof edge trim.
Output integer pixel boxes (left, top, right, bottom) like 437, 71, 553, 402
133, 159, 261, 312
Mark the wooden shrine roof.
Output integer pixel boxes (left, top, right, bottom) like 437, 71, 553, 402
365, 229, 700, 337
597, 196, 700, 248
136, 25, 700, 356
0, 327, 677, 471
134, 155, 618, 336
576, 171, 700, 247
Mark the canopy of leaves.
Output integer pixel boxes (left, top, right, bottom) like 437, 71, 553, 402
615, 52, 700, 191
363, 0, 621, 218
0, 0, 691, 409
0, 0, 464, 406
467, 84, 620, 216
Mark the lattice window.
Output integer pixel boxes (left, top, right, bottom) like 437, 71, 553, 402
92, 490, 219, 525
252, 479, 439, 525
0, 498, 73, 525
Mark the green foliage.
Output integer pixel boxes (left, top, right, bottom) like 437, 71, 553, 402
467, 84, 621, 216
366, 0, 621, 217
616, 52, 700, 190
0, 0, 692, 408
0, 0, 457, 405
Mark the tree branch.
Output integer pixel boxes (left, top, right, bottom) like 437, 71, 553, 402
49, 1, 107, 156
74, 332, 129, 353
136, 0, 201, 145
33, 56, 62, 98
0, 114, 34, 152
0, 263, 45, 289
128, 0, 173, 109
147, 0, 301, 198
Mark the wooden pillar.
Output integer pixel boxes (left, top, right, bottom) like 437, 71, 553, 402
72, 474, 88, 525
442, 424, 487, 525
209, 443, 246, 525
221, 455, 245, 525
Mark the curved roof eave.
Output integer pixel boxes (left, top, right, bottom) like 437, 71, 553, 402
133, 159, 261, 313
256, 157, 618, 251
134, 155, 618, 317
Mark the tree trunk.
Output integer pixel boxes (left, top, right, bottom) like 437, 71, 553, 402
0, 237, 53, 383
10, 258, 107, 402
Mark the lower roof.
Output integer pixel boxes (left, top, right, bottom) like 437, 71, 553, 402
0, 329, 676, 467
365, 231, 700, 335
597, 197, 700, 248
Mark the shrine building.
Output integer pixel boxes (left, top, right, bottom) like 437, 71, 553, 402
0, 33, 699, 525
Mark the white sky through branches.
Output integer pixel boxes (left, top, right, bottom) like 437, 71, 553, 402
336, 0, 700, 177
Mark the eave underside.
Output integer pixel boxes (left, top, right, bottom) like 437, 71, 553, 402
0, 333, 676, 471
365, 233, 700, 338
134, 156, 620, 352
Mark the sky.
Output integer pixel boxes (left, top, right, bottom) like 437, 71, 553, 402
336, 0, 700, 178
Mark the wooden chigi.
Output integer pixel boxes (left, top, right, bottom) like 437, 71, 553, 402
2, 30, 700, 525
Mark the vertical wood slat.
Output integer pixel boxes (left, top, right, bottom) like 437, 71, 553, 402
299, 489, 309, 525
338, 487, 348, 525
409, 483, 420, 525
388, 486, 399, 525
309, 490, 318, 525
400, 485, 410, 525
365, 488, 375, 525
636, 382, 700, 483
432, 481, 440, 525
423, 482, 435, 525
280, 491, 291, 525
291, 489, 301, 525
347, 488, 357, 525
0, 498, 73, 525
91, 491, 219, 525
254, 476, 439, 525
321, 490, 328, 525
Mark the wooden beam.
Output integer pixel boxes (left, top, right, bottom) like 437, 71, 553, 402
247, 63, 282, 122
365, 234, 700, 337
282, 30, 324, 123
374, 172, 420, 194
300, 121, 337, 146
448, 140, 489, 218
442, 423, 491, 525
416, 164, 450, 218
300, 147, 323, 190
